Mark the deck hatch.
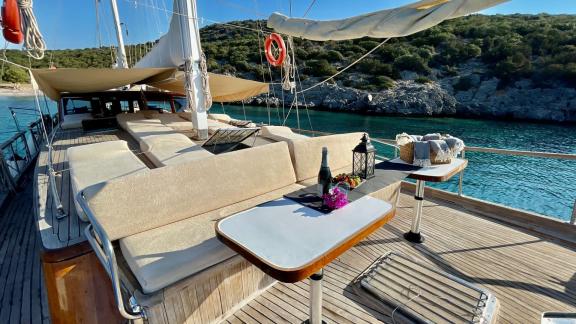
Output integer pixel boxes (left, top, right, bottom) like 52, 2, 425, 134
355, 252, 498, 323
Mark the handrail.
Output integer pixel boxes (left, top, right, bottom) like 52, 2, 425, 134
78, 191, 144, 320
290, 127, 576, 223
291, 128, 576, 161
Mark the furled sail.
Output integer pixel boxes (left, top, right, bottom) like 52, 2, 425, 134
267, 0, 508, 41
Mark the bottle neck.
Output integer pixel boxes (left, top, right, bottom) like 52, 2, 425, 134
321, 150, 328, 168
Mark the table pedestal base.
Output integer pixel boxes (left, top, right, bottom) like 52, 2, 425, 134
404, 231, 425, 243
304, 269, 326, 324
404, 179, 426, 244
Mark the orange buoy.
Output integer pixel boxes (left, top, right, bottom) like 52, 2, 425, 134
2, 0, 23, 44
264, 33, 286, 67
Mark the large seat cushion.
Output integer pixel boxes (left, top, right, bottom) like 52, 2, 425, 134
208, 113, 232, 123
125, 121, 175, 142
289, 132, 364, 182
68, 141, 148, 221
83, 141, 297, 240
120, 183, 303, 293
155, 113, 194, 131
140, 133, 213, 167
261, 126, 309, 142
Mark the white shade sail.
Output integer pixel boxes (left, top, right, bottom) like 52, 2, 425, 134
267, 0, 508, 41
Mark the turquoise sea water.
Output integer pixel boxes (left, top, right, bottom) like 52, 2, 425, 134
215, 104, 576, 222
1, 97, 574, 221
0, 96, 57, 145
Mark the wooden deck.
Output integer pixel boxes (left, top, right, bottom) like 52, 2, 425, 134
21, 126, 576, 323
0, 178, 50, 324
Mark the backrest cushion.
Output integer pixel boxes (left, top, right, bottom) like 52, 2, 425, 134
83, 142, 296, 240
289, 132, 364, 182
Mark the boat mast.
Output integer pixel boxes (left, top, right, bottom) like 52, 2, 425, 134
109, 0, 128, 68
176, 0, 209, 140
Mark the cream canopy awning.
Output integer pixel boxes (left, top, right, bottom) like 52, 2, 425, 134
141, 71, 270, 103
30, 68, 176, 100
31, 68, 269, 102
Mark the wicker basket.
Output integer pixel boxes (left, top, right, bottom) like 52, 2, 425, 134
399, 142, 414, 164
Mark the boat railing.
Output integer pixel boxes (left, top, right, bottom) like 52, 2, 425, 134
0, 119, 45, 195
292, 128, 576, 225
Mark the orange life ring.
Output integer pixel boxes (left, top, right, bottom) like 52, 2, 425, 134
1, 0, 23, 44
264, 33, 286, 67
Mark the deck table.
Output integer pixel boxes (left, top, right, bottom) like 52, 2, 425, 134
216, 196, 395, 324
389, 158, 468, 243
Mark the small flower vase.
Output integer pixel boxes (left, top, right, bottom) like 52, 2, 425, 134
322, 183, 349, 210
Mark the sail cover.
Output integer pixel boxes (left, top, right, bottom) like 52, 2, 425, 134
141, 71, 269, 103
268, 0, 508, 41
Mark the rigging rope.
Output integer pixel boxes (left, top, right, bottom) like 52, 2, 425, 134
302, 0, 317, 17
199, 52, 212, 109
18, 0, 46, 60
298, 37, 391, 94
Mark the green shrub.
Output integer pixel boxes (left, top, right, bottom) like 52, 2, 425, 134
393, 55, 430, 74
1, 66, 28, 83
372, 76, 396, 90
306, 59, 337, 77
414, 76, 432, 84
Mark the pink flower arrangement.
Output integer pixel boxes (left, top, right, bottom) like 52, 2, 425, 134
322, 187, 349, 209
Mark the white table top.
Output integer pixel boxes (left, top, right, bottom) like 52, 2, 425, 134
389, 158, 467, 182
217, 196, 393, 272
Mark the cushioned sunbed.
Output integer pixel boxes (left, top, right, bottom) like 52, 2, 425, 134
139, 133, 213, 167
67, 140, 148, 221
260, 126, 309, 142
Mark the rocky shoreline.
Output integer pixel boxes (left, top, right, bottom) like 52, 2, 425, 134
246, 77, 576, 123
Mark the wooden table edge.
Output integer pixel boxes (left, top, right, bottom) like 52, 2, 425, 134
215, 207, 396, 283
408, 159, 468, 182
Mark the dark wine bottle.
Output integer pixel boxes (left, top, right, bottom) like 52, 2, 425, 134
317, 147, 332, 196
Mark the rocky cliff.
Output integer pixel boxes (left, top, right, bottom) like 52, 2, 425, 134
247, 75, 576, 123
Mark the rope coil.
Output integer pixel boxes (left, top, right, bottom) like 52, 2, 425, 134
18, 0, 46, 60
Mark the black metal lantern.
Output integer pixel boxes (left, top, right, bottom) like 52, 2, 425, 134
353, 133, 376, 179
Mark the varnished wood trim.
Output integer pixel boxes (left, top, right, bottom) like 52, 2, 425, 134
40, 241, 93, 263
216, 208, 395, 283
408, 159, 468, 182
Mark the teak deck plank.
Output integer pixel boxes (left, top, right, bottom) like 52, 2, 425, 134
0, 182, 50, 324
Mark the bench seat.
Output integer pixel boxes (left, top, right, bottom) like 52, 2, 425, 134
67, 140, 148, 221
120, 183, 304, 293
140, 133, 213, 167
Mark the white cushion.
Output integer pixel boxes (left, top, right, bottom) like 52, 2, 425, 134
140, 133, 213, 167
120, 183, 304, 293
124, 120, 175, 142
67, 141, 148, 221
61, 113, 93, 129
261, 126, 309, 142
208, 113, 232, 123
156, 113, 194, 131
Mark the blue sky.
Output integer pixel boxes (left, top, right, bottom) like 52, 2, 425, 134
23, 0, 576, 50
